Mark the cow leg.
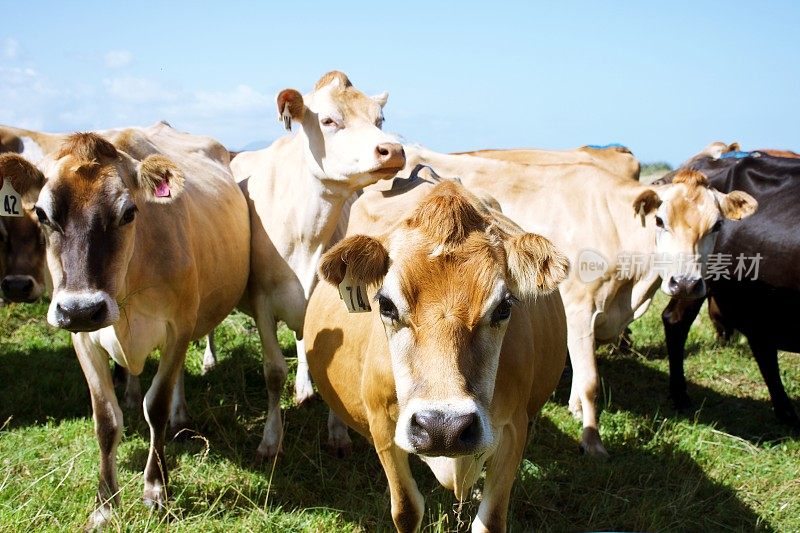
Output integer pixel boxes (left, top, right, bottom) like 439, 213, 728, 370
376, 444, 424, 532
748, 337, 800, 427
662, 296, 704, 410
566, 315, 607, 457
73, 333, 123, 529
294, 337, 316, 405
142, 336, 188, 510
473, 415, 527, 533
254, 307, 287, 460
201, 330, 217, 375
167, 370, 191, 439
326, 409, 353, 458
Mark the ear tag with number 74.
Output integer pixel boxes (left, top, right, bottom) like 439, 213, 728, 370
0, 178, 23, 217
338, 271, 371, 313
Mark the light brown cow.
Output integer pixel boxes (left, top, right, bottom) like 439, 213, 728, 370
306, 176, 568, 532
0, 209, 49, 302
0, 122, 250, 527
457, 143, 640, 180
229, 71, 405, 458
380, 148, 758, 457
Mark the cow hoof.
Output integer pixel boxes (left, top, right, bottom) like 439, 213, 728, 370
85, 504, 113, 531
670, 392, 693, 411
256, 442, 282, 462
294, 380, 316, 406
143, 486, 167, 512
578, 428, 609, 458
325, 438, 353, 459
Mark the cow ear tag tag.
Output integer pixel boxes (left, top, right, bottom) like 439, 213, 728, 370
0, 178, 23, 217
338, 269, 371, 313
281, 104, 292, 132
637, 203, 646, 227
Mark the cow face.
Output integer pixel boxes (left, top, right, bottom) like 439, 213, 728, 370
633, 170, 757, 298
0, 208, 47, 302
320, 181, 568, 457
0, 133, 185, 331
277, 71, 405, 188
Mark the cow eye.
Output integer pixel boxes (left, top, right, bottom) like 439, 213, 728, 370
655, 216, 665, 229
710, 220, 722, 233
120, 205, 138, 226
321, 117, 338, 128
377, 293, 399, 322
34, 206, 51, 227
491, 294, 516, 326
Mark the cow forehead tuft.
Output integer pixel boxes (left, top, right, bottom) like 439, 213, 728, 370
56, 132, 118, 164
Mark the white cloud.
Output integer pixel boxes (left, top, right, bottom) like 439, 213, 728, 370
103, 76, 178, 103
104, 50, 132, 69
3, 38, 19, 59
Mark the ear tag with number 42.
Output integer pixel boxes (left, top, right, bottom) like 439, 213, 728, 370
338, 271, 371, 313
0, 178, 23, 217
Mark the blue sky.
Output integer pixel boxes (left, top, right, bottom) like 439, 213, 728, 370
3, 1, 799, 165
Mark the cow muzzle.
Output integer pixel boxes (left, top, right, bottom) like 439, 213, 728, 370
1, 275, 39, 303
396, 399, 491, 457
665, 275, 707, 299
49, 291, 117, 332
374, 143, 406, 173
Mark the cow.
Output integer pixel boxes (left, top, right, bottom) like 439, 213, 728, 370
456, 143, 640, 180
658, 147, 800, 427
380, 147, 758, 457
227, 70, 405, 458
305, 174, 569, 532
0, 209, 49, 302
0, 122, 250, 527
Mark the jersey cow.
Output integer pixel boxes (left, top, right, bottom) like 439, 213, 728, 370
394, 147, 758, 457
229, 71, 405, 458
305, 174, 569, 532
0, 123, 250, 527
658, 147, 800, 428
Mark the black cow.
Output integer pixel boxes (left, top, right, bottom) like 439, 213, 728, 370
658, 150, 800, 427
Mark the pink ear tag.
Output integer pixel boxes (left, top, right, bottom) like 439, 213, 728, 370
154, 179, 171, 198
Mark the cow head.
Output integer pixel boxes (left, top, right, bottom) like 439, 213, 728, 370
0, 208, 47, 302
277, 70, 405, 188
0, 132, 185, 331
633, 169, 757, 298
319, 181, 568, 457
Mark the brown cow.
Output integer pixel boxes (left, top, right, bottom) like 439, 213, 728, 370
0, 122, 250, 527
305, 174, 569, 532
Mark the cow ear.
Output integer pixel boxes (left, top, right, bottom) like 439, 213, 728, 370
319, 234, 389, 287
505, 233, 569, 299
372, 91, 389, 108
0, 153, 45, 201
136, 154, 185, 204
632, 189, 662, 216
276, 89, 305, 131
715, 189, 757, 220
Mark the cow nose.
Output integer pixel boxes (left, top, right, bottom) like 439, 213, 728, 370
55, 299, 108, 332
408, 410, 482, 456
668, 276, 706, 299
375, 142, 406, 169
1, 275, 34, 302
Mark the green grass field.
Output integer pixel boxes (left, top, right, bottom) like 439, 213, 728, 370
0, 293, 798, 532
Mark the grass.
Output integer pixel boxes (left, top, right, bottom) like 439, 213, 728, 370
0, 294, 798, 532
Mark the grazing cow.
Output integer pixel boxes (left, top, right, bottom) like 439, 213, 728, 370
228, 70, 405, 458
389, 147, 757, 456
457, 143, 640, 180
0, 123, 250, 527
306, 176, 569, 532
659, 148, 800, 427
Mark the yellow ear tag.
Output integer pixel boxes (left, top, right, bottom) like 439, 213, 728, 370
338, 270, 371, 313
0, 178, 23, 217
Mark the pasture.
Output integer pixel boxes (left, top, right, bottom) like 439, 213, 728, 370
0, 292, 798, 532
